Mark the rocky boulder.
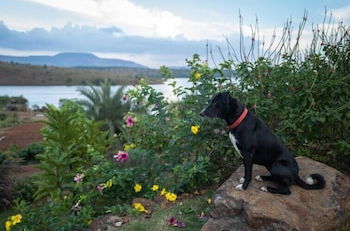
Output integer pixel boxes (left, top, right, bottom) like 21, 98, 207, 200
202, 156, 350, 231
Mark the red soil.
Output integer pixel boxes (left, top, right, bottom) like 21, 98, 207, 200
0, 122, 45, 151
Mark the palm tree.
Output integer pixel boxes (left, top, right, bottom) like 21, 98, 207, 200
78, 79, 130, 136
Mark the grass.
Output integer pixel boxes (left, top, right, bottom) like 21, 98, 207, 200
122, 191, 213, 231
0, 208, 17, 226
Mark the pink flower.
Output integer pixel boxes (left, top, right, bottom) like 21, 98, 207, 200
113, 151, 129, 162
97, 184, 104, 195
74, 173, 84, 183
125, 116, 135, 127
122, 95, 128, 101
167, 217, 186, 228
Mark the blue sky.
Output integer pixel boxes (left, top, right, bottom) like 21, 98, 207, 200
0, 0, 349, 67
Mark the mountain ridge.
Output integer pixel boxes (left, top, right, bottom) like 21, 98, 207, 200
0, 52, 147, 68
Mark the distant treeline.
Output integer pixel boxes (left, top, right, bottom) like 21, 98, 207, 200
76, 66, 190, 78
0, 62, 189, 86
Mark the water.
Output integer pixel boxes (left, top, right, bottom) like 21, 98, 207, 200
0, 78, 191, 108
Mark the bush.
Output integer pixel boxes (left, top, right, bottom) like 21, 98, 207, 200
12, 176, 38, 203
124, 62, 241, 193
0, 113, 19, 128
0, 113, 8, 120
0, 95, 28, 108
35, 100, 111, 200
17, 143, 44, 162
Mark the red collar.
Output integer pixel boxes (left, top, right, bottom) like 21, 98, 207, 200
228, 108, 248, 130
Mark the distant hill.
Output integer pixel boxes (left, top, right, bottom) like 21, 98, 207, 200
0, 61, 162, 85
0, 52, 146, 68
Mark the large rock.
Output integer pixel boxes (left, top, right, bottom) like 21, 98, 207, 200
202, 156, 350, 231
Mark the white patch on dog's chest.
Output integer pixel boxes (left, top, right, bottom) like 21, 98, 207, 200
229, 133, 243, 158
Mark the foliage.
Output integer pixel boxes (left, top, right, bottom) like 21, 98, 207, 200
13, 200, 94, 231
16, 143, 44, 162
0, 113, 8, 120
231, 23, 350, 173
35, 101, 110, 200
123, 19, 349, 203
0, 113, 19, 128
0, 95, 28, 108
0, 150, 20, 211
0, 165, 12, 211
12, 176, 38, 203
78, 79, 131, 136
11, 101, 111, 230
8, 13, 349, 231
124, 62, 239, 194
122, 192, 212, 231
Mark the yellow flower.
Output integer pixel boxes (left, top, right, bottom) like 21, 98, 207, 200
124, 143, 136, 151
207, 198, 212, 204
5, 221, 11, 231
194, 72, 202, 80
134, 184, 142, 192
165, 192, 177, 202
87, 220, 92, 225
191, 125, 200, 135
151, 185, 160, 191
104, 179, 113, 188
10, 214, 22, 225
160, 188, 167, 196
133, 202, 148, 213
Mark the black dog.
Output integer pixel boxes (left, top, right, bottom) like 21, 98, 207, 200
200, 92, 325, 195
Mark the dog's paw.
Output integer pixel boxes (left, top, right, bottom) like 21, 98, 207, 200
235, 184, 244, 190
260, 186, 268, 192
255, 175, 263, 182
239, 177, 245, 184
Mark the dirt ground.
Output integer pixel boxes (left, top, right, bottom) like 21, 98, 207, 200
0, 111, 46, 151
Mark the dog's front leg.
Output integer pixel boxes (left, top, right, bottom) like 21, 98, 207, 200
242, 154, 253, 189
235, 154, 253, 190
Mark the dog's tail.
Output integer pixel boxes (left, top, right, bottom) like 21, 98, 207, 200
295, 173, 325, 190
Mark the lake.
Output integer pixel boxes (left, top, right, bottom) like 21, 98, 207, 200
0, 78, 191, 107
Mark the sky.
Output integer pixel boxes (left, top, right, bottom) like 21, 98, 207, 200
0, 0, 349, 68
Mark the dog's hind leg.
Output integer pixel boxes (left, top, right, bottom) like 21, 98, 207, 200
260, 185, 291, 195
255, 175, 273, 182
260, 163, 293, 194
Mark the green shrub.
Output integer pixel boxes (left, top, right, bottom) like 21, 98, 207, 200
36, 101, 110, 200
13, 199, 94, 231
124, 62, 240, 193
0, 113, 19, 128
0, 113, 8, 120
12, 176, 38, 203
17, 143, 44, 162
14, 101, 112, 230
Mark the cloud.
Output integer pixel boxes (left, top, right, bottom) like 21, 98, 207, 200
23, 0, 235, 41
0, 21, 225, 67
333, 5, 350, 22
0, 22, 209, 53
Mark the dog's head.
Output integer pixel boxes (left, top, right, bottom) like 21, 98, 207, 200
199, 92, 238, 119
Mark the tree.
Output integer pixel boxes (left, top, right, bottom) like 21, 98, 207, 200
78, 79, 130, 136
